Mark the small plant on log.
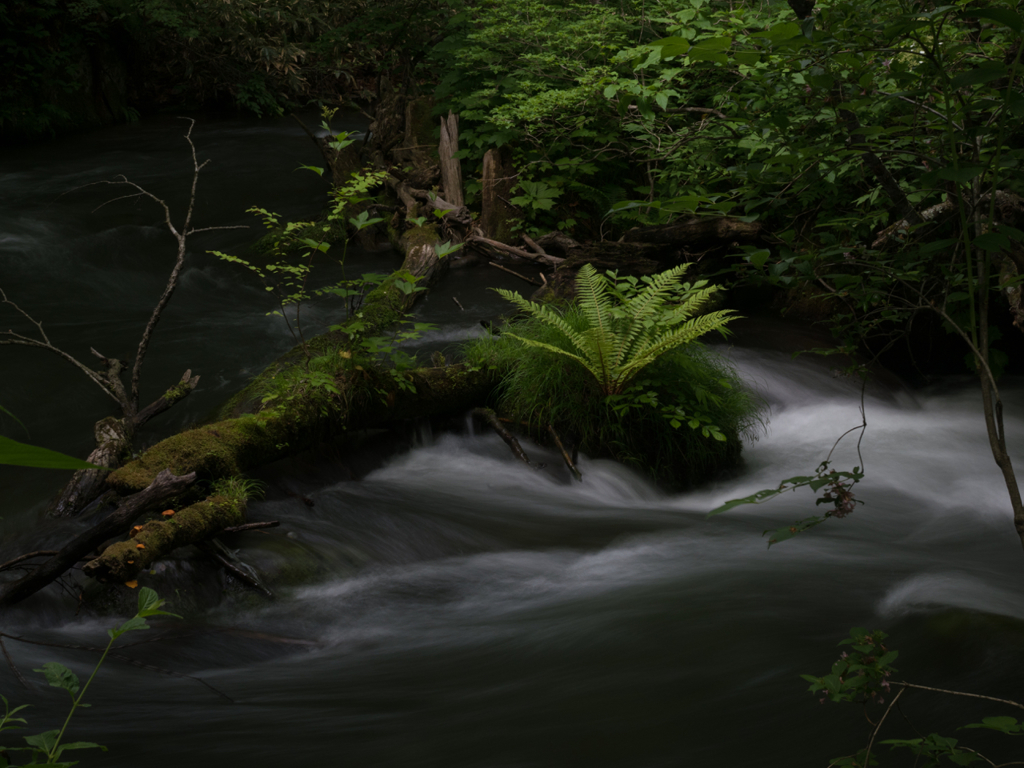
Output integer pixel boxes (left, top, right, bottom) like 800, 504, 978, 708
466, 264, 765, 485
0, 587, 178, 767
211, 167, 389, 363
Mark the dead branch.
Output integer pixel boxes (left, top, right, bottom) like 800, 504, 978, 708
489, 262, 542, 286
468, 235, 564, 266
0, 469, 197, 609
473, 407, 535, 467
0, 550, 61, 574
547, 425, 582, 482
216, 521, 280, 535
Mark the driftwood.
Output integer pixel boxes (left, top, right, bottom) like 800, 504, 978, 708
547, 424, 582, 482
110, 364, 496, 496
0, 469, 197, 609
1, 122, 237, 518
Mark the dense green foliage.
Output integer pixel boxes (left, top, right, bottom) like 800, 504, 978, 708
466, 266, 764, 486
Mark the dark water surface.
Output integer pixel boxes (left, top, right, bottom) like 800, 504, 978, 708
2, 116, 1023, 767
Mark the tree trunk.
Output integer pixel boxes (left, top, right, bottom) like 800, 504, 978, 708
480, 146, 517, 242
439, 110, 464, 208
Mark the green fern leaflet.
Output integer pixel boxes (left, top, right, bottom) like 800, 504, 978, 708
495, 263, 736, 396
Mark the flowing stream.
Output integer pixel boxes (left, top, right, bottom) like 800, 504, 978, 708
2, 116, 1023, 767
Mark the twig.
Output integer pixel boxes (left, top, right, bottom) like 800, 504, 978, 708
896, 681, 1024, 711
106, 651, 235, 703
217, 521, 281, 535
547, 425, 582, 482
488, 262, 541, 286
0, 550, 60, 574
452, 296, 465, 311
862, 686, 906, 766
0, 635, 28, 688
473, 408, 535, 467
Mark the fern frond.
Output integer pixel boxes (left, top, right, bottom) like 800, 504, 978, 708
618, 310, 736, 381
572, 264, 619, 383
500, 332, 589, 368
494, 288, 592, 358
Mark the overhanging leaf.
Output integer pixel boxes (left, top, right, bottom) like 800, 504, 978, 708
0, 436, 100, 469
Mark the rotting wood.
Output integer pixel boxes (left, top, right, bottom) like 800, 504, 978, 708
438, 110, 464, 208
480, 146, 516, 242
0, 469, 197, 610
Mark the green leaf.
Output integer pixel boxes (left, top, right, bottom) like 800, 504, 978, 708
973, 231, 1011, 251
0, 436, 100, 470
964, 7, 1023, 32
34, 664, 79, 696
750, 22, 801, 43
648, 36, 690, 58
23, 730, 60, 751
732, 50, 760, 66
936, 165, 985, 183
950, 62, 1007, 88
962, 716, 1024, 734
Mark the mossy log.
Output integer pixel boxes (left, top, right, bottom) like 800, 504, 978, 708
81, 494, 247, 584
107, 363, 496, 495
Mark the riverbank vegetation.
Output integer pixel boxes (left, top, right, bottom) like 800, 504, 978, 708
3, 0, 1024, 599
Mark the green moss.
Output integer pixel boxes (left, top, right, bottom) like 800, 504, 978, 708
108, 412, 305, 493
89, 494, 247, 583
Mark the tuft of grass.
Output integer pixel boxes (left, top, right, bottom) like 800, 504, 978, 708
464, 307, 766, 487
210, 476, 266, 504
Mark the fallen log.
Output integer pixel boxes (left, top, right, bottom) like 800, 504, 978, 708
82, 493, 247, 584
107, 364, 496, 495
622, 216, 762, 249
0, 469, 197, 609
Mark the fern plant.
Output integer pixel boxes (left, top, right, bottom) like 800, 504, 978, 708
495, 263, 736, 396
469, 264, 763, 487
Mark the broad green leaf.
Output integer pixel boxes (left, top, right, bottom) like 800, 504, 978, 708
732, 50, 760, 66
936, 165, 985, 183
965, 7, 1023, 32
23, 730, 60, 751
962, 715, 1024, 734
750, 22, 801, 43
34, 664, 79, 695
0, 436, 100, 469
973, 231, 1011, 251
950, 62, 1007, 88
